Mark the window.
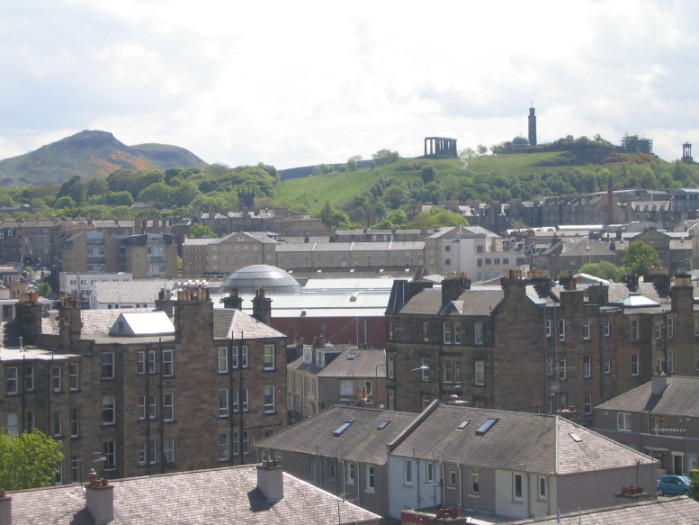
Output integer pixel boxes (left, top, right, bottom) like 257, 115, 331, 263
546, 359, 553, 376
474, 321, 484, 345
454, 323, 462, 344
69, 363, 80, 391
421, 357, 430, 382
24, 410, 35, 434
70, 408, 80, 437
655, 323, 663, 340
583, 355, 591, 378
667, 317, 674, 339
5, 366, 18, 394
263, 345, 275, 370
443, 322, 452, 344
162, 349, 174, 376
101, 353, 115, 379
583, 318, 591, 340
667, 351, 675, 374
327, 460, 336, 481
137, 351, 145, 374
604, 318, 611, 337
147, 350, 156, 374
617, 412, 632, 431
103, 441, 116, 470
218, 433, 230, 461
6, 412, 18, 435
558, 358, 567, 380
513, 473, 523, 501
545, 319, 552, 338
442, 360, 460, 384
449, 465, 457, 487
71, 455, 81, 484
53, 411, 62, 437
52, 366, 62, 392
138, 439, 157, 465
163, 393, 174, 421
233, 388, 249, 412
346, 462, 356, 485
388, 320, 394, 341
264, 386, 276, 413
630, 319, 639, 341
241, 345, 249, 368
366, 466, 375, 493
605, 357, 611, 375
339, 379, 354, 397
241, 431, 249, 455
474, 361, 485, 386
218, 389, 229, 417
102, 396, 116, 425
584, 393, 592, 414
471, 467, 480, 495
164, 438, 175, 464
217, 346, 228, 373
537, 476, 547, 500
426, 462, 435, 484
403, 459, 413, 484
631, 354, 639, 376
558, 319, 566, 341
25, 366, 34, 391
422, 321, 429, 342
388, 354, 395, 379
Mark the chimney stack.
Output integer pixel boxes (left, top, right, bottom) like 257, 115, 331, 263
441, 273, 471, 307
223, 288, 243, 310
0, 491, 11, 525
252, 288, 272, 325
85, 469, 114, 525
256, 460, 284, 503
651, 372, 668, 395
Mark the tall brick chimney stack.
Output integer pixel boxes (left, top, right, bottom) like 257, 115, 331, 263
252, 288, 272, 325
59, 294, 83, 351
670, 274, 693, 312
223, 288, 243, 310
256, 460, 284, 502
15, 291, 43, 345
441, 272, 471, 306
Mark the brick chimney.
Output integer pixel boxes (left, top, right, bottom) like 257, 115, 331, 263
256, 460, 284, 503
586, 284, 609, 305
441, 273, 471, 306
0, 491, 11, 525
670, 274, 693, 312
15, 292, 42, 345
252, 288, 272, 325
223, 288, 243, 310
85, 469, 114, 525
651, 372, 667, 395
558, 270, 576, 291
58, 295, 83, 351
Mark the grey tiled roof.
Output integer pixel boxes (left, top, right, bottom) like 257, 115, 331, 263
213, 308, 286, 340
389, 405, 654, 475
399, 287, 504, 316
257, 406, 417, 465
595, 376, 699, 417
289, 347, 386, 378
516, 496, 699, 525
6, 465, 380, 524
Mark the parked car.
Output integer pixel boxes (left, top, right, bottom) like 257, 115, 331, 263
657, 474, 692, 496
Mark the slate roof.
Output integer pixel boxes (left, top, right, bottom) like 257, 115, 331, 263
389, 405, 654, 475
398, 287, 504, 316
5, 465, 380, 525
595, 376, 699, 417
213, 308, 286, 340
93, 279, 175, 304
289, 347, 386, 378
41, 309, 152, 336
257, 406, 417, 466
516, 496, 699, 525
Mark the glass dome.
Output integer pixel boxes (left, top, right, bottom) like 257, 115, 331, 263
218, 264, 303, 295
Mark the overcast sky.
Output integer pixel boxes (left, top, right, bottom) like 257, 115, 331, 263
2, 0, 698, 169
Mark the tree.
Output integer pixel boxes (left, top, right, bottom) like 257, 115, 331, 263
421, 166, 436, 183
315, 201, 349, 228
579, 261, 623, 281
623, 240, 661, 276
372, 149, 400, 166
405, 208, 469, 229
346, 155, 362, 171
190, 223, 216, 239
0, 430, 63, 490
35, 282, 53, 298
477, 144, 488, 156
460, 147, 476, 159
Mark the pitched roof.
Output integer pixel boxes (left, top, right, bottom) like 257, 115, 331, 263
389, 405, 654, 475
289, 347, 386, 378
398, 287, 504, 316
108, 311, 174, 336
5, 465, 380, 525
595, 376, 699, 417
212, 308, 286, 340
257, 406, 417, 465
518, 496, 699, 525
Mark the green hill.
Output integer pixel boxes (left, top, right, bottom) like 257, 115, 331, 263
0, 130, 208, 186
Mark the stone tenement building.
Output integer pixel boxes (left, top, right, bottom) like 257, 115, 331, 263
0, 285, 287, 483
385, 270, 698, 426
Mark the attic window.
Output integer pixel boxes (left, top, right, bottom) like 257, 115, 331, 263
457, 420, 469, 430
333, 420, 353, 437
377, 420, 391, 430
347, 352, 357, 360
569, 432, 583, 443
475, 418, 498, 436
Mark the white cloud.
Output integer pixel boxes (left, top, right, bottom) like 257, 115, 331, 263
1, 0, 699, 168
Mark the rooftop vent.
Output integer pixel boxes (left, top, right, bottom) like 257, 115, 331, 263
569, 432, 583, 443
457, 420, 469, 430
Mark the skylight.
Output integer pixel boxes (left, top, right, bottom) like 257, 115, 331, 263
377, 420, 391, 430
457, 420, 469, 430
333, 420, 353, 437
475, 417, 499, 436
569, 432, 583, 443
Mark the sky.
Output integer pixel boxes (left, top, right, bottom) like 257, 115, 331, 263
1, 0, 699, 170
